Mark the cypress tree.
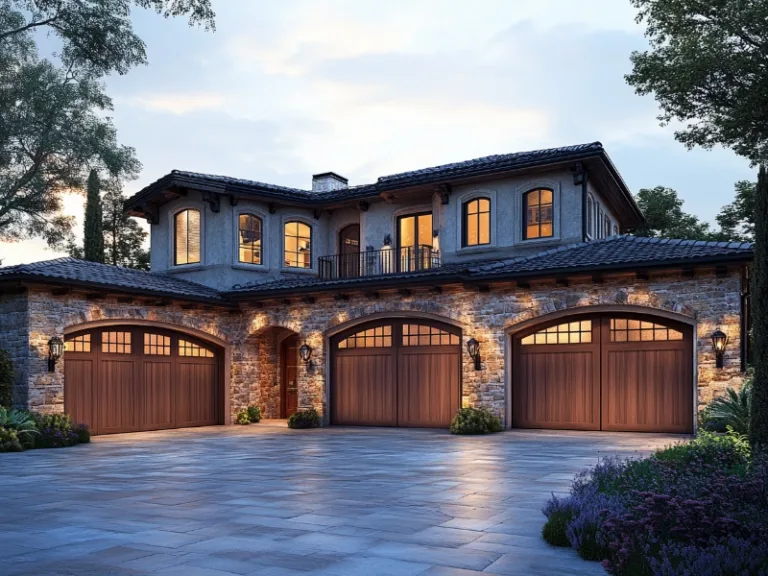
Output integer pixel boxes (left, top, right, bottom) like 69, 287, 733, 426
83, 169, 104, 262
751, 165, 768, 447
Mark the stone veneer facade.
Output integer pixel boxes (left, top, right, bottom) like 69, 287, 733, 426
0, 268, 746, 426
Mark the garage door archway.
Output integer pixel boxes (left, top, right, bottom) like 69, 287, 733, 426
64, 323, 225, 435
511, 311, 694, 433
330, 318, 461, 428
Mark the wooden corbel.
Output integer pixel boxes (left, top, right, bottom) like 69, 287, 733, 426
202, 192, 221, 213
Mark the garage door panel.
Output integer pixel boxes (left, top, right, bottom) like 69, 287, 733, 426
64, 359, 94, 431
333, 351, 396, 426
603, 348, 692, 433
398, 348, 459, 428
97, 359, 139, 434
142, 360, 173, 431
514, 350, 599, 430
177, 362, 218, 427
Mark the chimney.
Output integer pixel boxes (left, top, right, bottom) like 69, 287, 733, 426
312, 172, 348, 192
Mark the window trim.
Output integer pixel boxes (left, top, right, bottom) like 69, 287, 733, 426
522, 187, 555, 241
586, 194, 595, 239
171, 206, 203, 268
232, 206, 269, 270
281, 215, 314, 272
456, 190, 497, 253
604, 214, 611, 238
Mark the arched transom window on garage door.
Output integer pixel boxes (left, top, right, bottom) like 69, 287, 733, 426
521, 320, 592, 345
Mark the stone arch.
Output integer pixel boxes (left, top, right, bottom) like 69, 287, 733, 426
325, 310, 463, 338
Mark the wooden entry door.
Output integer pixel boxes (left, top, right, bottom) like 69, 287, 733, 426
64, 327, 221, 435
339, 224, 360, 278
281, 334, 300, 418
512, 314, 693, 433
331, 319, 461, 428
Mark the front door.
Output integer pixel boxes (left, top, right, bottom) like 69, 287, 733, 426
281, 334, 300, 418
339, 224, 360, 278
397, 212, 433, 272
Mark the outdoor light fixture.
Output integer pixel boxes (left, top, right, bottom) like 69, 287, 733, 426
711, 329, 728, 369
466, 338, 481, 370
47, 336, 64, 372
299, 343, 313, 366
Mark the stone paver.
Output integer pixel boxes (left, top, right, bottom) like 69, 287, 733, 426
0, 423, 681, 576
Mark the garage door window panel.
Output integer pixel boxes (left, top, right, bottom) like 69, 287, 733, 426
338, 325, 392, 349
144, 333, 171, 355
610, 318, 683, 342
521, 320, 592, 345
102, 331, 131, 354
402, 324, 460, 346
179, 339, 214, 357
65, 333, 91, 353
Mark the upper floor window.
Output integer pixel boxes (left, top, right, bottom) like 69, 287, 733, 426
523, 188, 554, 240
613, 224, 619, 236
586, 195, 594, 238
604, 215, 611, 237
238, 213, 263, 265
462, 198, 491, 247
284, 221, 312, 268
597, 208, 604, 239
174, 209, 201, 265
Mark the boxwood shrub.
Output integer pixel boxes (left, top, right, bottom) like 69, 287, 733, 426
449, 407, 503, 434
288, 407, 320, 429
234, 410, 250, 425
246, 405, 261, 423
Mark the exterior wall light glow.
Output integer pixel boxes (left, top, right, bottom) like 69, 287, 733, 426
299, 343, 313, 366
48, 336, 64, 372
466, 338, 481, 370
711, 329, 728, 369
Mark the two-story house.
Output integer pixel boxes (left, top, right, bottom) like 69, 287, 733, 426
0, 142, 752, 435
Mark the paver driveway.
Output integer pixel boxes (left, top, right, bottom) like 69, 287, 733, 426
0, 424, 683, 576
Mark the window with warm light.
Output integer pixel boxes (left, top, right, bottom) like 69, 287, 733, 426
174, 209, 201, 265
284, 221, 312, 268
462, 198, 491, 247
238, 213, 262, 265
523, 189, 554, 240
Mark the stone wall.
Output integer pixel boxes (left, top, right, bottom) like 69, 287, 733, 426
9, 268, 746, 427
0, 292, 29, 406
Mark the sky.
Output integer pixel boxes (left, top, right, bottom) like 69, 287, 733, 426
0, 0, 755, 266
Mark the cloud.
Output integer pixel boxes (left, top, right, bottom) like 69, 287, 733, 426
124, 93, 225, 115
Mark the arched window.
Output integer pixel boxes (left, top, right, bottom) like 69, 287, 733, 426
604, 215, 611, 238
284, 221, 312, 268
586, 195, 594, 238
613, 223, 619, 236
238, 213, 263, 265
174, 209, 201, 265
462, 197, 491, 247
523, 188, 554, 240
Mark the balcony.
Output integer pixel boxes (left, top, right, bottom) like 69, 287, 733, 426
318, 246, 441, 280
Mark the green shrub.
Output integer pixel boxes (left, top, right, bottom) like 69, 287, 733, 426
0, 349, 14, 408
700, 380, 752, 435
32, 413, 79, 448
654, 429, 750, 469
73, 424, 91, 444
246, 405, 261, 423
288, 407, 321, 429
234, 410, 250, 425
0, 428, 22, 452
449, 407, 503, 434
542, 510, 572, 547
0, 407, 38, 444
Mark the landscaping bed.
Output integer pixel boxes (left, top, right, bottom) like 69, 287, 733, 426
0, 408, 90, 452
542, 431, 768, 575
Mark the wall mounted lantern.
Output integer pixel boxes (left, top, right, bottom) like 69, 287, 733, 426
299, 343, 313, 366
48, 336, 64, 372
711, 329, 728, 369
466, 338, 481, 370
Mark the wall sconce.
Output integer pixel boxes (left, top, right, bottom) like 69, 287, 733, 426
711, 329, 728, 369
48, 336, 64, 372
466, 338, 481, 370
299, 343, 313, 367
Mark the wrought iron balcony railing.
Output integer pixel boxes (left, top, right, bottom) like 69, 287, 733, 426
318, 246, 441, 280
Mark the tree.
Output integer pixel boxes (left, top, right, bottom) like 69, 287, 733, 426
750, 165, 768, 447
633, 186, 714, 240
102, 187, 149, 270
0, 0, 214, 248
83, 169, 104, 262
716, 180, 755, 242
627, 0, 768, 164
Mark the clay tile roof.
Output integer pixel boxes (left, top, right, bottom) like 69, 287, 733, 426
0, 258, 225, 303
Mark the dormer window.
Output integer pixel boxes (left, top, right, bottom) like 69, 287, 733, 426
174, 209, 201, 265
238, 214, 263, 265
462, 198, 491, 247
284, 221, 312, 268
523, 188, 554, 240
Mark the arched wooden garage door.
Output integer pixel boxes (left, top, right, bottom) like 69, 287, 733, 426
64, 326, 222, 435
512, 313, 693, 433
331, 319, 461, 428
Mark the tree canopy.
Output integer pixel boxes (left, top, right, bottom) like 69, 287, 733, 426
627, 0, 768, 164
633, 186, 714, 239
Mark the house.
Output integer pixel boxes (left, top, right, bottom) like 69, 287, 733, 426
0, 142, 752, 435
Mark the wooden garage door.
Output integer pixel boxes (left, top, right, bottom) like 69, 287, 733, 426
64, 327, 221, 435
513, 314, 693, 433
331, 319, 461, 428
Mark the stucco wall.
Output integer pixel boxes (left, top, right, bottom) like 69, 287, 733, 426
15, 269, 745, 427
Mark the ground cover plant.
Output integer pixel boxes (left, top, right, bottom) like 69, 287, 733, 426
0, 407, 90, 452
541, 430, 768, 575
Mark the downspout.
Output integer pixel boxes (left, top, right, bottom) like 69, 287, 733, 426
571, 162, 588, 241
